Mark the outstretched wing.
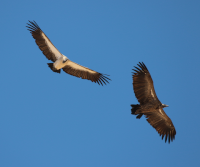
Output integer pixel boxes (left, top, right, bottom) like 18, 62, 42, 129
132, 62, 160, 105
145, 108, 176, 143
62, 60, 110, 85
27, 20, 62, 62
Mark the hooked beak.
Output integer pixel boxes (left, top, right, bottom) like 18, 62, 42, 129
162, 104, 169, 108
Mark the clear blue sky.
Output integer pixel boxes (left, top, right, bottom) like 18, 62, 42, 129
0, 0, 200, 166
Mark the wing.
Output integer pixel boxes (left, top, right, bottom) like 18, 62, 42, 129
62, 60, 110, 85
27, 20, 62, 62
132, 62, 160, 105
145, 108, 176, 143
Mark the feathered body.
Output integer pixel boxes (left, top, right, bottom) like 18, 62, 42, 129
27, 20, 110, 85
131, 62, 176, 143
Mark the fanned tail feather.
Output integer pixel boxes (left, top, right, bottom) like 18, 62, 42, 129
131, 104, 143, 119
47, 63, 61, 73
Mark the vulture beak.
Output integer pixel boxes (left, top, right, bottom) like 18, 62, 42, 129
162, 104, 169, 108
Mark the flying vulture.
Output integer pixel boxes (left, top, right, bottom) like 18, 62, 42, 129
26, 21, 110, 85
131, 62, 176, 143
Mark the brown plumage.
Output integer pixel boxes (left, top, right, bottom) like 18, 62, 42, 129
26, 20, 110, 85
131, 62, 176, 143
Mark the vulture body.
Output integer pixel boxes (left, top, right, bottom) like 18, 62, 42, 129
131, 62, 176, 143
26, 21, 110, 85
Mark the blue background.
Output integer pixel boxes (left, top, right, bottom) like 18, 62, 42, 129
1, 0, 200, 166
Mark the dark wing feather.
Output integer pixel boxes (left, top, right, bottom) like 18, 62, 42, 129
145, 108, 176, 143
62, 60, 110, 85
132, 62, 160, 105
26, 20, 62, 62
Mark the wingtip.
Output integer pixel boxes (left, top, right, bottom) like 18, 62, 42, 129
26, 20, 40, 31
97, 73, 111, 86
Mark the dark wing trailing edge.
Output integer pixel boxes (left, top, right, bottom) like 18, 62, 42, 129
145, 108, 176, 143
62, 60, 110, 85
132, 62, 160, 105
26, 20, 62, 62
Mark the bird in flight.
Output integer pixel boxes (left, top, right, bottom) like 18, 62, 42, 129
131, 62, 176, 143
26, 20, 110, 85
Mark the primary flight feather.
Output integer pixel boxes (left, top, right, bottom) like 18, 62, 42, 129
131, 62, 176, 143
26, 20, 110, 85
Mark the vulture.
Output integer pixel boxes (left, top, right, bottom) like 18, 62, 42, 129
26, 21, 110, 85
131, 62, 176, 143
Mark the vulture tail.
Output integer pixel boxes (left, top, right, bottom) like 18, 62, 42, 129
47, 63, 61, 73
131, 104, 143, 119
